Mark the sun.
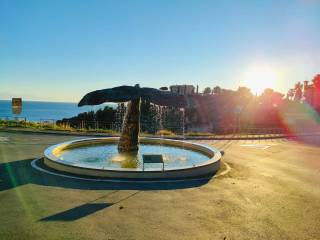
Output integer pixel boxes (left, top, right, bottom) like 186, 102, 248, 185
241, 63, 278, 95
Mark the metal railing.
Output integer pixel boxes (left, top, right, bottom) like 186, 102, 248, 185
0, 116, 26, 121
1, 116, 320, 136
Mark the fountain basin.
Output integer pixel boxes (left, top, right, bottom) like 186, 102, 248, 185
44, 137, 221, 179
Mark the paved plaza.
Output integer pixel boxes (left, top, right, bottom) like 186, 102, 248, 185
0, 131, 319, 240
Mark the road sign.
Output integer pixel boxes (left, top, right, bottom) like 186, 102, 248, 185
12, 98, 22, 115
142, 154, 164, 171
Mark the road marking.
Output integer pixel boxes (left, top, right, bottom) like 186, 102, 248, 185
214, 160, 231, 178
0, 137, 9, 142
240, 144, 277, 150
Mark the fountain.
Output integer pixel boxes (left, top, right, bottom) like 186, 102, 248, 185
44, 85, 221, 179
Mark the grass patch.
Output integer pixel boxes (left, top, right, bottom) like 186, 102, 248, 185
184, 132, 215, 136
0, 120, 119, 134
155, 129, 176, 136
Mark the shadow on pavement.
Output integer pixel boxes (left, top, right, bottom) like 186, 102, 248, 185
40, 203, 112, 221
0, 159, 212, 192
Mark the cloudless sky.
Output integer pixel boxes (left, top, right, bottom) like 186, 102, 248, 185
1, 0, 319, 102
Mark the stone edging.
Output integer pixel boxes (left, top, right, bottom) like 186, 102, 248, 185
44, 137, 221, 179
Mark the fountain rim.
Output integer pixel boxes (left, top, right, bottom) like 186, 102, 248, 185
44, 137, 221, 179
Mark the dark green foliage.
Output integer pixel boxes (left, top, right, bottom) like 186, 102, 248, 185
57, 106, 117, 129
57, 83, 320, 134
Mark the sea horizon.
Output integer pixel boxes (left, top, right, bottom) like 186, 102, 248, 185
0, 100, 115, 122
0, 99, 79, 104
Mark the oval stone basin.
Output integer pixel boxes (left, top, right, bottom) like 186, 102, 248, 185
44, 137, 221, 179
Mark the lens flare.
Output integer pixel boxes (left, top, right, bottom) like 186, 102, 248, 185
241, 63, 279, 95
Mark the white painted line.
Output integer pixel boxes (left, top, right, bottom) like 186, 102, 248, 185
214, 161, 231, 178
0, 137, 9, 142
239, 144, 276, 150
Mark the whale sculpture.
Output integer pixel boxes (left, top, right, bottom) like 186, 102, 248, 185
78, 85, 188, 152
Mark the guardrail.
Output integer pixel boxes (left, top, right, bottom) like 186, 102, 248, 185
0, 116, 27, 121
1, 116, 319, 136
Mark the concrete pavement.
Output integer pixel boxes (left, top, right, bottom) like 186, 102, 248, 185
0, 131, 319, 240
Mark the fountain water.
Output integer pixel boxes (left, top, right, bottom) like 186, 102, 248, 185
181, 108, 186, 139
114, 103, 126, 133
43, 85, 221, 179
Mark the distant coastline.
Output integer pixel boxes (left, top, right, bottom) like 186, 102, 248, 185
0, 99, 78, 103
0, 100, 115, 122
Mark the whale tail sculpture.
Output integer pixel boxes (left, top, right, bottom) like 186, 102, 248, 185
79, 85, 188, 152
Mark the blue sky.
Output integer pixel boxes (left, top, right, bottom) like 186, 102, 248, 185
1, 0, 319, 102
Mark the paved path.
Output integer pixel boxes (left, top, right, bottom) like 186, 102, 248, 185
0, 131, 319, 240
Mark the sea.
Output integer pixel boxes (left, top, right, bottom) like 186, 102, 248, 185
0, 100, 115, 122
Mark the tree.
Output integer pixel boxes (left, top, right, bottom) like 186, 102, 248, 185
293, 82, 303, 101
237, 87, 253, 99
312, 74, 320, 90
203, 87, 212, 95
212, 86, 222, 95
287, 89, 294, 100
260, 88, 284, 106
235, 87, 253, 109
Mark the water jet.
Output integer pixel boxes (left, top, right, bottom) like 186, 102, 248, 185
44, 85, 221, 179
